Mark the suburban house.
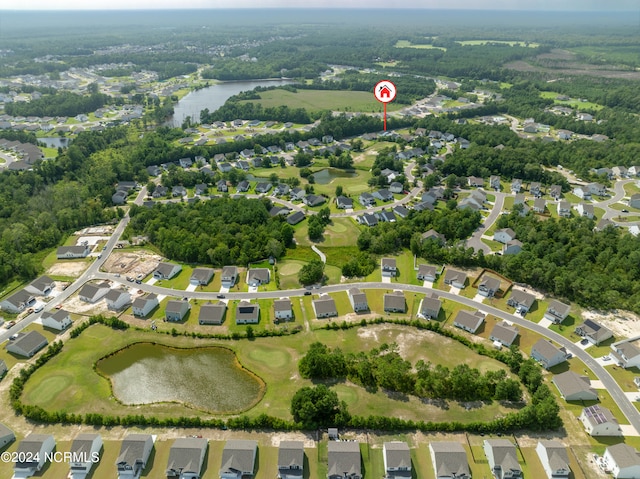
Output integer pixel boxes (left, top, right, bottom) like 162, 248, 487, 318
0, 288, 35, 313
56, 244, 90, 259
336, 196, 354, 209
535, 441, 570, 479
510, 179, 522, 194
236, 180, 250, 192
529, 182, 542, 197
453, 310, 485, 334
443, 269, 467, 289
575, 319, 613, 345
116, 434, 154, 479
304, 194, 326, 207
172, 186, 187, 197
557, 201, 572, 218
429, 442, 470, 479
277, 440, 304, 479
579, 405, 622, 436
0, 360, 6, 377
105, 289, 131, 310
190, 267, 214, 286
490, 175, 501, 190
421, 229, 445, 244
290, 187, 305, 201
468, 176, 484, 187
507, 289, 536, 314
376, 210, 396, 223
41, 309, 72, 331
359, 192, 376, 207
576, 203, 595, 219
483, 439, 522, 479
610, 339, 640, 369
221, 266, 239, 287
503, 240, 523, 255
478, 276, 501, 297
153, 185, 168, 198
0, 423, 15, 449
381, 258, 397, 277
220, 440, 257, 479
531, 339, 568, 369
595, 218, 616, 231
132, 293, 159, 317
389, 182, 404, 194
573, 187, 591, 200
236, 301, 260, 324
417, 264, 438, 282
384, 291, 406, 313
420, 294, 442, 320
255, 182, 272, 194
13, 434, 56, 478
165, 300, 190, 322
348, 288, 369, 312
313, 294, 338, 319
25, 275, 55, 296
165, 437, 208, 479
69, 433, 103, 479
274, 298, 293, 321
544, 300, 571, 324
513, 194, 529, 216
494, 228, 517, 245
490, 322, 519, 348
7, 330, 48, 358
247, 268, 270, 287
198, 302, 227, 325
586, 182, 607, 196
603, 444, 640, 479
383, 442, 411, 479
287, 211, 306, 225
533, 198, 546, 213
79, 282, 110, 303
153, 262, 182, 280
328, 441, 361, 479
552, 371, 599, 401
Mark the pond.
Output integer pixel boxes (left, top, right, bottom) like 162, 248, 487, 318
312, 168, 358, 185
96, 343, 264, 413
38, 137, 71, 148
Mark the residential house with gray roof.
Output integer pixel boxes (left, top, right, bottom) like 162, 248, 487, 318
531, 339, 568, 369
236, 301, 260, 324
247, 268, 270, 287
328, 441, 361, 479
544, 300, 571, 324
348, 288, 368, 312
536, 440, 570, 479
429, 442, 470, 479
478, 277, 501, 297
575, 319, 613, 345
116, 434, 154, 479
0, 422, 15, 449
0, 288, 35, 313
165, 300, 190, 322
132, 293, 158, 318
420, 294, 442, 320
417, 264, 438, 282
190, 267, 214, 286
453, 310, 485, 334
221, 266, 239, 287
507, 289, 536, 314
383, 442, 411, 479
603, 443, 640, 479
483, 439, 522, 479
444, 269, 467, 289
384, 291, 406, 313
13, 434, 55, 477
199, 302, 226, 325
552, 371, 598, 401
381, 258, 397, 277
105, 289, 131, 311
274, 298, 293, 321
277, 441, 304, 479
313, 294, 338, 319
79, 282, 110, 303
69, 433, 102, 479
166, 437, 208, 479
153, 262, 182, 280
25, 275, 55, 296
41, 309, 72, 331
56, 244, 90, 259
490, 322, 519, 347
7, 330, 48, 358
220, 440, 257, 479
579, 405, 621, 436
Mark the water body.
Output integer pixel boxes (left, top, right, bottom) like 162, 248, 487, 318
169, 79, 294, 127
97, 343, 264, 413
313, 168, 357, 185
38, 137, 71, 148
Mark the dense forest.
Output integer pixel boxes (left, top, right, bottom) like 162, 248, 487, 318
4, 90, 110, 118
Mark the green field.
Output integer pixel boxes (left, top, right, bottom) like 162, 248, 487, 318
394, 40, 446, 51
456, 40, 540, 47
241, 88, 402, 113
539, 91, 604, 111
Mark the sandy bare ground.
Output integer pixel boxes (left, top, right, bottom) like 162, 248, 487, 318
582, 309, 640, 340
357, 323, 439, 359
46, 261, 90, 278
101, 250, 162, 276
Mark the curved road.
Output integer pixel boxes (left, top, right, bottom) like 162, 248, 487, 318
467, 191, 506, 254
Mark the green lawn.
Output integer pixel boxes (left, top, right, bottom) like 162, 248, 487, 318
539, 90, 604, 110
394, 40, 446, 51
457, 39, 540, 47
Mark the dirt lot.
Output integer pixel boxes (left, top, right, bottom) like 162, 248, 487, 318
582, 309, 640, 339
46, 261, 90, 278
101, 250, 162, 277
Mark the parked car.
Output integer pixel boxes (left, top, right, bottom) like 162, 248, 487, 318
5, 320, 16, 329
34, 304, 44, 313
216, 294, 225, 299
126, 276, 134, 282
304, 291, 312, 295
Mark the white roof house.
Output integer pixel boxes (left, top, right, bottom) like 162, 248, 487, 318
41, 309, 72, 331
579, 405, 622, 436
69, 433, 103, 479
535, 440, 570, 479
13, 434, 56, 477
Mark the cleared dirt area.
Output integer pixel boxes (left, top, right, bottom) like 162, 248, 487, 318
101, 250, 162, 276
582, 309, 640, 339
46, 261, 90, 278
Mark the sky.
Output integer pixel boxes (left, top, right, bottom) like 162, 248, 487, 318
0, 0, 638, 10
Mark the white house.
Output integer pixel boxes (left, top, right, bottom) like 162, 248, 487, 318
78, 282, 110, 303
348, 288, 369, 312
274, 298, 293, 321
0, 289, 36, 313
41, 309, 72, 331
132, 293, 159, 317
579, 405, 622, 436
69, 433, 103, 479
116, 434, 154, 479
153, 262, 182, 280
604, 443, 640, 479
383, 442, 411, 479
530, 339, 568, 369
483, 439, 522, 479
166, 437, 208, 479
429, 442, 470, 479
0, 423, 15, 449
535, 440, 570, 479
573, 187, 591, 200
610, 339, 640, 369
25, 276, 56, 296
105, 289, 131, 310
494, 228, 516, 244
13, 434, 56, 477
56, 245, 90, 259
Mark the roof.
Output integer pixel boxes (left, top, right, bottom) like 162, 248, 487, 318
166, 300, 189, 314
199, 302, 226, 323
582, 405, 617, 426
132, 293, 157, 309
606, 443, 640, 469
220, 440, 257, 474
384, 441, 411, 470
191, 267, 214, 283
496, 228, 516, 238
479, 276, 501, 292
532, 339, 566, 361
2, 288, 34, 308
274, 298, 292, 312
105, 289, 128, 301
537, 440, 569, 473
552, 371, 597, 399
314, 296, 337, 315
71, 433, 100, 455
444, 268, 467, 285
491, 321, 519, 345
328, 441, 361, 478
0, 423, 14, 441
421, 295, 442, 313
418, 264, 437, 277
29, 275, 55, 292
236, 301, 259, 321
484, 439, 521, 475
546, 300, 571, 318
116, 434, 153, 466
221, 266, 238, 278
247, 268, 270, 283
429, 442, 470, 478
11, 331, 48, 355
381, 258, 397, 269
577, 319, 612, 341
509, 289, 536, 308
79, 282, 108, 299
41, 309, 69, 323
348, 288, 367, 305
155, 262, 179, 276
166, 437, 208, 475
287, 211, 306, 225
454, 310, 484, 331
17, 434, 54, 454
384, 291, 406, 311
278, 440, 304, 469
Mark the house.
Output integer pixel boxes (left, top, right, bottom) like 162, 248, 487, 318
575, 319, 613, 345
215, 180, 227, 193
153, 262, 182, 280
595, 218, 616, 231
578, 112, 593, 121
586, 182, 607, 196
529, 182, 542, 197
165, 300, 190, 322
153, 185, 168, 198
612, 166, 628, 178
274, 298, 293, 321
220, 440, 257, 479
610, 339, 640, 369
490, 175, 501, 190
393, 205, 409, 218
116, 434, 154, 479
576, 203, 594, 219
629, 194, 640, 209
531, 339, 568, 369
237, 180, 250, 192
287, 211, 306, 225
0, 360, 6, 377
603, 444, 640, 479
359, 193, 376, 207
457, 196, 482, 211
166, 437, 208, 479
247, 268, 270, 287
236, 301, 260, 324
413, 200, 434, 212
468, 176, 484, 187
579, 405, 622, 436
384, 291, 406, 313
380, 168, 399, 182
13, 434, 56, 477
78, 282, 110, 303
552, 371, 599, 401
373, 189, 393, 202
533, 198, 546, 213
218, 163, 233, 173
494, 228, 516, 244
328, 441, 361, 479
0, 289, 35, 313
420, 293, 442, 319
105, 289, 131, 310
573, 187, 591, 200
172, 186, 187, 197
178, 157, 193, 168
513, 194, 529, 216
198, 302, 227, 325
543, 300, 571, 324
25, 275, 55, 296
421, 229, 445, 244
41, 309, 72, 331
0, 423, 15, 449
56, 245, 90, 259
255, 182, 272, 194
381, 258, 397, 277
444, 269, 467, 289
453, 310, 484, 334
429, 442, 470, 479
221, 266, 239, 287
417, 264, 438, 282
6, 330, 48, 358
389, 182, 404, 194
478, 276, 501, 297
490, 321, 519, 347
358, 213, 378, 227
483, 439, 522, 479
290, 187, 305, 201
313, 294, 338, 319
132, 293, 158, 317
278, 441, 304, 479
506, 289, 536, 314
275, 184, 290, 196
535, 441, 570, 479
510, 179, 522, 194
549, 185, 562, 200
190, 267, 214, 286
557, 129, 573, 140
304, 194, 326, 207
348, 288, 368, 312
336, 196, 354, 209
69, 433, 103, 479
383, 442, 411, 479
503, 240, 523, 255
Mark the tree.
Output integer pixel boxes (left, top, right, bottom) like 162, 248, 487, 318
290, 385, 350, 428
298, 259, 324, 285
335, 185, 344, 197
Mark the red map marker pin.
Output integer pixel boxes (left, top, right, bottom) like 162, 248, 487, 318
374, 80, 397, 131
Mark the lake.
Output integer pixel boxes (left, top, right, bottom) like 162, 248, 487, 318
96, 343, 264, 413
313, 168, 358, 184
169, 79, 294, 127
39, 137, 71, 148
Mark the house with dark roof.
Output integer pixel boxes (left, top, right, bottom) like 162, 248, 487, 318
490, 175, 501, 190
0, 288, 35, 313
490, 322, 519, 347
579, 405, 621, 436
328, 441, 361, 479
105, 289, 131, 311
468, 176, 484, 187
393, 205, 409, 218
274, 298, 293, 321
236, 180, 250, 192
132, 293, 159, 317
603, 443, 640, 479
220, 440, 257, 479
478, 277, 501, 298
444, 269, 467, 289
384, 291, 406, 313
429, 442, 470, 479
383, 442, 411, 479
313, 294, 338, 319
536, 441, 570, 479
41, 309, 72, 331
453, 310, 485, 334
531, 339, 568, 369
236, 301, 260, 324
165, 300, 190, 322
199, 302, 227, 325
190, 267, 214, 286
503, 240, 523, 255
507, 290, 536, 314
278, 441, 304, 479
417, 264, 438, 282
287, 211, 306, 225
56, 244, 90, 259
552, 371, 598, 401
13, 434, 56, 477
336, 196, 354, 209
358, 192, 376, 207
7, 330, 48, 358
153, 262, 182, 280
575, 319, 613, 345
420, 294, 442, 320
549, 185, 562, 200
255, 182, 272, 194
221, 266, 239, 287
374, 189, 394, 202
483, 439, 522, 479
377, 210, 397, 223
494, 228, 516, 244
116, 434, 154, 479
381, 258, 397, 277
69, 433, 102, 479
25, 276, 55, 296
358, 213, 378, 227
303, 194, 326, 207
610, 339, 640, 369
544, 300, 571, 324
79, 282, 110, 303
348, 288, 368, 312
166, 437, 208, 479
247, 268, 270, 287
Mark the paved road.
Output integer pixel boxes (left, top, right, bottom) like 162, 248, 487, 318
467, 191, 506, 253
311, 245, 326, 263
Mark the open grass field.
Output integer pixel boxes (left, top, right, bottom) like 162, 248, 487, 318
240, 89, 402, 114
456, 39, 540, 47
394, 40, 446, 51
539, 91, 604, 111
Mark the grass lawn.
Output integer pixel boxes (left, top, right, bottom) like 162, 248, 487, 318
548, 314, 585, 342
310, 168, 371, 198
604, 364, 640, 392
319, 218, 364, 247
390, 250, 419, 285
156, 265, 193, 290
539, 90, 604, 111
482, 238, 504, 252
278, 259, 305, 289
623, 182, 640, 196
457, 39, 540, 47
394, 40, 447, 51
